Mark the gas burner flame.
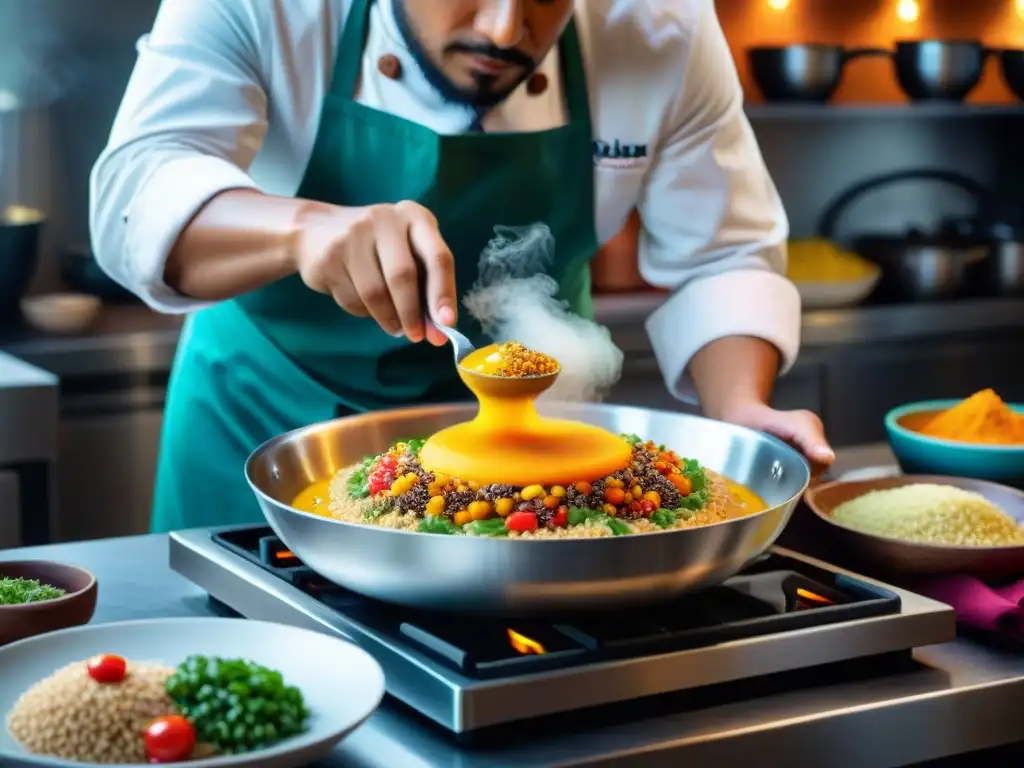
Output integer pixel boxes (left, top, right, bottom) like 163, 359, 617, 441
507, 628, 546, 655
795, 588, 832, 605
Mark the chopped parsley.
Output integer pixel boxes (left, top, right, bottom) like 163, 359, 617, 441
0, 577, 65, 605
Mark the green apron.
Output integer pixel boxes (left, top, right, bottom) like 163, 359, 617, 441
151, 0, 599, 532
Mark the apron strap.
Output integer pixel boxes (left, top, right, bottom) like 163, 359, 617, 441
333, 0, 374, 98
559, 19, 590, 125
329, 0, 591, 124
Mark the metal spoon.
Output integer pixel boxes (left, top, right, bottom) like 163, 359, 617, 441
416, 269, 476, 365
418, 271, 557, 395
431, 318, 476, 367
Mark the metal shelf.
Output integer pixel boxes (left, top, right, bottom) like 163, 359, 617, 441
744, 103, 1024, 119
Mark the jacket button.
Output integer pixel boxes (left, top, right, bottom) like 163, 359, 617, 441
527, 73, 548, 95
378, 54, 403, 80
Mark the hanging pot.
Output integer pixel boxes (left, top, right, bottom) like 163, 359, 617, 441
890, 40, 995, 102
999, 48, 1024, 102
747, 44, 889, 103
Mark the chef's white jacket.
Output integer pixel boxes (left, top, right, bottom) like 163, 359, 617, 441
89, 0, 801, 401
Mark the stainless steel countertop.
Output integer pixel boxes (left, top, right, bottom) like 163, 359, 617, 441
3, 443, 1024, 767
1, 298, 1023, 378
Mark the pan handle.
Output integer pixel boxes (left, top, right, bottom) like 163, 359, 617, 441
816, 168, 991, 240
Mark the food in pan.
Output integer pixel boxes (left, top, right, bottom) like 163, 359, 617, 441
6, 653, 309, 764
831, 483, 1024, 547
910, 389, 1024, 446
293, 434, 768, 538
290, 340, 770, 537
0, 577, 65, 605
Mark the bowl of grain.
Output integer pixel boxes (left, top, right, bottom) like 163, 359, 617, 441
885, 390, 1024, 487
806, 475, 1024, 577
0, 561, 98, 646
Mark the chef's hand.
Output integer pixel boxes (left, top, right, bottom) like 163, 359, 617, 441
294, 200, 456, 345
720, 400, 835, 476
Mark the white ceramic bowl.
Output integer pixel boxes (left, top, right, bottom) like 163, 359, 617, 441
795, 269, 882, 310
20, 293, 101, 334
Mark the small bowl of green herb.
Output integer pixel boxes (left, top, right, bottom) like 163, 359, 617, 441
0, 561, 97, 645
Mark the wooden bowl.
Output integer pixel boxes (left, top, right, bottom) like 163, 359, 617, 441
805, 475, 1024, 578
0, 561, 98, 646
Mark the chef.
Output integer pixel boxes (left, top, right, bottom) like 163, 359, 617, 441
90, 0, 834, 534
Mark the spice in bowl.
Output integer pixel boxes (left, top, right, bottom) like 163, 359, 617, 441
915, 389, 1024, 446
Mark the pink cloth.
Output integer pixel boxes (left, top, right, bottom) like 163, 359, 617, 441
915, 576, 1024, 637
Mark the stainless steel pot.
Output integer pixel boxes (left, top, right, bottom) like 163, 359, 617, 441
891, 40, 993, 101
851, 234, 986, 301
1001, 48, 1024, 102
747, 45, 888, 103
818, 169, 990, 302
980, 221, 1024, 298
245, 403, 810, 615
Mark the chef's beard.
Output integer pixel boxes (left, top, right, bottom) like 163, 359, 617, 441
393, 0, 536, 110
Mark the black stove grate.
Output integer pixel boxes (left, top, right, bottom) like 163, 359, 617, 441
213, 527, 901, 679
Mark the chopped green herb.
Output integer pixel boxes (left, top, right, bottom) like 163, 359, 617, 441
590, 514, 631, 536
166, 655, 308, 755
619, 433, 644, 446
403, 438, 426, 455
418, 516, 458, 535
651, 508, 677, 528
0, 577, 65, 605
463, 518, 508, 537
567, 506, 601, 526
681, 458, 708, 493
345, 455, 378, 499
363, 502, 388, 520
677, 489, 710, 511
675, 506, 697, 521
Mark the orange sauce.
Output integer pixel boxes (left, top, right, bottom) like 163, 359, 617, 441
416, 344, 633, 487
725, 479, 768, 517
291, 480, 332, 516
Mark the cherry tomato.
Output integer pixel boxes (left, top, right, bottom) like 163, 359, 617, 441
85, 654, 127, 684
144, 715, 196, 764
667, 473, 693, 496
552, 506, 569, 527
603, 487, 626, 506
367, 463, 395, 495
506, 511, 539, 532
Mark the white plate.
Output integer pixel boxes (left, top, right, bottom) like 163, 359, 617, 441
0, 617, 385, 768
795, 270, 881, 310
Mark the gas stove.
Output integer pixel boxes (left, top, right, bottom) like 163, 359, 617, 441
169, 526, 956, 737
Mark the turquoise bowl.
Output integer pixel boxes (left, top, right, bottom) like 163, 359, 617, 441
885, 400, 1024, 488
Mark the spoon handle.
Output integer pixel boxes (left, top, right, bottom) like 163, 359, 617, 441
417, 262, 437, 330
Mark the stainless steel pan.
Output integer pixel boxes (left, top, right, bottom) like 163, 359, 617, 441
245, 403, 810, 615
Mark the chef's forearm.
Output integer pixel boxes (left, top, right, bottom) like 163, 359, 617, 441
687, 336, 781, 420
164, 189, 314, 300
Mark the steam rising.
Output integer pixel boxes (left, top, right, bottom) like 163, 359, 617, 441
463, 224, 624, 402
